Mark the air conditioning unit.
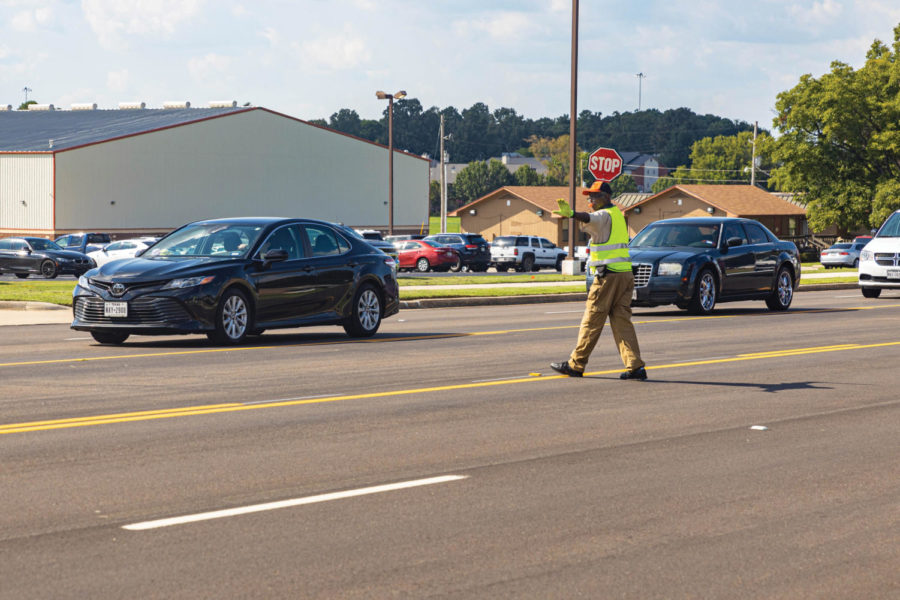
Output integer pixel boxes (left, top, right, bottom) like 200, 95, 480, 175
162, 101, 191, 109
118, 102, 146, 110
208, 100, 237, 108
71, 103, 98, 111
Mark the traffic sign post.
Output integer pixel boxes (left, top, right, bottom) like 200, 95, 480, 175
587, 147, 623, 182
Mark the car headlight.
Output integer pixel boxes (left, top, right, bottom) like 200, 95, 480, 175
657, 262, 683, 276
77, 275, 91, 289
162, 275, 215, 289
861, 249, 873, 261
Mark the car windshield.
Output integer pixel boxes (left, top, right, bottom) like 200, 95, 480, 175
29, 239, 63, 251
876, 212, 900, 237
145, 223, 264, 258
830, 243, 851, 250
492, 237, 516, 247
630, 223, 721, 248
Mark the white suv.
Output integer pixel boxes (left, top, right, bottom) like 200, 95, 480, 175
490, 235, 568, 272
858, 209, 900, 298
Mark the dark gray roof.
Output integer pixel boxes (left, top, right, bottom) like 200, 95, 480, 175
0, 107, 252, 152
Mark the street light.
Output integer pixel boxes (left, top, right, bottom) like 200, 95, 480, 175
375, 89, 406, 235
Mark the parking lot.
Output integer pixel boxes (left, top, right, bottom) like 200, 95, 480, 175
2, 290, 899, 598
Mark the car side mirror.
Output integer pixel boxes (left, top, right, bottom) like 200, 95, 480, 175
262, 248, 289, 262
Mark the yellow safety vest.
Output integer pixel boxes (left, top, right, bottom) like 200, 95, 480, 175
587, 205, 631, 275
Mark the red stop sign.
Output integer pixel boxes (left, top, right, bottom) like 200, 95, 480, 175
588, 147, 623, 182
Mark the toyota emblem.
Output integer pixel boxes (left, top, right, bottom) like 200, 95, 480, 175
111, 283, 126, 296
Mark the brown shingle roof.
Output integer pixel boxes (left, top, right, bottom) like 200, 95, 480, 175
451, 185, 624, 216
629, 185, 807, 216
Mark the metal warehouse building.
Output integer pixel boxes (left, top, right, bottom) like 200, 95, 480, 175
0, 105, 429, 239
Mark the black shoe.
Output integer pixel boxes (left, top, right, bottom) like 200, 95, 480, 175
551, 361, 583, 377
620, 367, 648, 380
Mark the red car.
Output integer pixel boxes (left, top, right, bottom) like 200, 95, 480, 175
396, 240, 459, 272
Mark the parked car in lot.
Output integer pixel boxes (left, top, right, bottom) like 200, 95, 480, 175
595, 217, 800, 315
491, 235, 568, 272
820, 242, 867, 268
858, 209, 900, 298
0, 237, 95, 278
54, 232, 112, 254
384, 234, 425, 244
423, 233, 491, 271
71, 217, 399, 345
395, 240, 459, 272
87, 237, 159, 267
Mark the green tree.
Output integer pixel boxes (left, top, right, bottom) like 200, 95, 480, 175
527, 134, 578, 185
18, 100, 37, 111
663, 131, 775, 186
651, 176, 678, 193
609, 174, 639, 196
453, 159, 513, 203
513, 165, 542, 185
771, 25, 900, 234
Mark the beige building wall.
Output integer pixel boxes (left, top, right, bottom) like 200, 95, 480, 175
0, 154, 54, 235
53, 109, 428, 232
457, 193, 557, 241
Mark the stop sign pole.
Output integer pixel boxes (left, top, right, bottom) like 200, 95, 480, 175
588, 147, 624, 182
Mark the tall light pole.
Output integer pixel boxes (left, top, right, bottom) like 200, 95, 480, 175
635, 72, 646, 111
375, 89, 406, 235
565, 0, 579, 273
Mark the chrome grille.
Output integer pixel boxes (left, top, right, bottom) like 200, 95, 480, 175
874, 253, 899, 267
633, 263, 652, 287
74, 296, 191, 325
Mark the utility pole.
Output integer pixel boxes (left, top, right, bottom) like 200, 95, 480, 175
439, 115, 448, 233
750, 121, 758, 187
635, 73, 645, 111
564, 0, 580, 275
23, 86, 32, 104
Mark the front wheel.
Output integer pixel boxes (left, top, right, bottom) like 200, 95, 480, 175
862, 287, 882, 298
448, 256, 463, 272
687, 269, 717, 315
416, 257, 431, 272
91, 330, 129, 345
207, 288, 251, 345
343, 283, 382, 337
852, 258, 859, 268
555, 256, 564, 272
41, 260, 58, 279
15, 273, 29, 279
765, 266, 794, 311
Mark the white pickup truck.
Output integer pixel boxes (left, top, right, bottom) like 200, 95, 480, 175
490, 235, 568, 272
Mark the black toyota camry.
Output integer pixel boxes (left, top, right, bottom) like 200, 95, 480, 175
71, 217, 399, 345
588, 217, 801, 315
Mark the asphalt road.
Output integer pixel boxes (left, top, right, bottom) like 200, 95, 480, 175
2, 291, 899, 599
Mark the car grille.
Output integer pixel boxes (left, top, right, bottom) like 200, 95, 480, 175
74, 296, 191, 325
874, 253, 899, 266
633, 263, 651, 287
89, 279, 166, 296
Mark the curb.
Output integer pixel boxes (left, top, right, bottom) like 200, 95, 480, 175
399, 283, 859, 309
0, 301, 69, 311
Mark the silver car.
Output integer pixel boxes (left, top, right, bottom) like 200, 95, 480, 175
820, 242, 867, 269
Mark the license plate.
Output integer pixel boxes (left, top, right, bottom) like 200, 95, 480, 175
887, 269, 900, 280
104, 302, 128, 317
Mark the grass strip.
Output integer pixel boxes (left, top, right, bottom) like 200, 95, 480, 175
0, 280, 75, 306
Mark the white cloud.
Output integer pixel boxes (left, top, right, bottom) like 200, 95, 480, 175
188, 52, 232, 81
106, 69, 129, 92
81, 0, 206, 49
296, 28, 370, 70
454, 12, 537, 43
10, 6, 53, 32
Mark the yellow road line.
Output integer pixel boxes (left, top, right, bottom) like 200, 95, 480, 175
3, 303, 899, 369
3, 339, 899, 435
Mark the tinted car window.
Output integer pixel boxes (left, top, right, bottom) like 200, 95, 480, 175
0, 239, 11, 250
531, 238, 540, 248
493, 237, 516, 247
306, 225, 342, 257
744, 223, 769, 245
28, 239, 61, 251
540, 238, 555, 249
723, 222, 747, 246
259, 225, 304, 259
631, 224, 720, 248
877, 212, 900, 237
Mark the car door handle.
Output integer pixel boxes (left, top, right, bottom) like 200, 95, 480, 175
302, 265, 315, 272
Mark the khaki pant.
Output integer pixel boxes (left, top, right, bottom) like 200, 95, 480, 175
568, 270, 644, 372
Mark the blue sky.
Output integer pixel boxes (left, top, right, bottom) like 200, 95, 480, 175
2, 0, 899, 136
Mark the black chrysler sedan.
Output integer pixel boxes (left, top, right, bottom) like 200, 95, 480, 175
0, 237, 95, 278
587, 217, 801, 315
71, 217, 400, 345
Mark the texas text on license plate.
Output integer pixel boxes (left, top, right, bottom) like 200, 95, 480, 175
104, 302, 128, 317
